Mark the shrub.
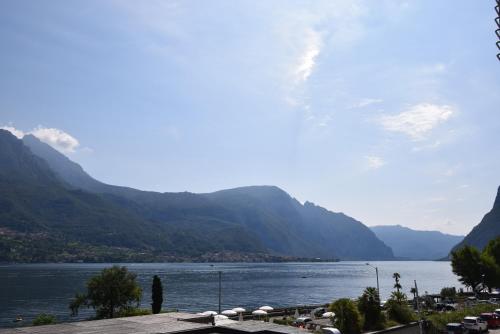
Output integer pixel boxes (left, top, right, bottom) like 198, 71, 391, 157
386, 299, 416, 324
32, 313, 56, 326
116, 308, 151, 317
329, 298, 362, 334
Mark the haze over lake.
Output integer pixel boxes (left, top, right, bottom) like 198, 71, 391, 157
0, 261, 461, 328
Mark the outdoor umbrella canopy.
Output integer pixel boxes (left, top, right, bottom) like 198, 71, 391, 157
259, 306, 273, 311
201, 311, 218, 316
221, 310, 238, 316
322, 312, 335, 318
232, 307, 246, 313
252, 310, 267, 315
214, 315, 229, 321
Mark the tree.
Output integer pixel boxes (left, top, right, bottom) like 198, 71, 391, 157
451, 245, 483, 292
329, 298, 362, 334
410, 288, 417, 309
70, 266, 142, 319
358, 287, 384, 330
393, 273, 402, 293
151, 275, 163, 314
390, 291, 407, 303
452, 238, 500, 293
440, 287, 456, 300
480, 253, 500, 292
484, 237, 500, 265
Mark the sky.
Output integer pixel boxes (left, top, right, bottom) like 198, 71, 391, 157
1, 0, 499, 235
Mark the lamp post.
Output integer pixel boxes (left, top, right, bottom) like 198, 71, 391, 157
366, 263, 380, 300
218, 271, 222, 314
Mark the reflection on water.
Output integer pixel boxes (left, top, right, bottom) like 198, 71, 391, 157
0, 261, 460, 327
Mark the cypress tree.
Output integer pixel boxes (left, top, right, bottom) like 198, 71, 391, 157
151, 275, 163, 314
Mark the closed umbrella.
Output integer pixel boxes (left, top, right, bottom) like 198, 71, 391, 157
221, 310, 237, 316
322, 311, 335, 318
259, 306, 274, 311
294, 309, 300, 318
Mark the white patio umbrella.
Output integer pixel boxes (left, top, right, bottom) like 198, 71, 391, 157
259, 305, 274, 311
232, 307, 246, 313
322, 311, 335, 318
239, 312, 244, 322
214, 315, 229, 321
201, 311, 218, 316
294, 309, 300, 318
221, 310, 238, 316
252, 309, 267, 316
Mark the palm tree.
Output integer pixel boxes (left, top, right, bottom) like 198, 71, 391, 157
410, 287, 417, 309
393, 272, 402, 293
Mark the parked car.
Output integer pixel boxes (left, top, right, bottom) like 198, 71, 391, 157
322, 328, 341, 334
446, 323, 465, 334
311, 307, 326, 318
437, 303, 457, 312
480, 313, 500, 329
463, 316, 488, 333
293, 317, 313, 327
494, 309, 500, 317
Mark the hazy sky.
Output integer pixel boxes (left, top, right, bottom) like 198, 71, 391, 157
1, 1, 499, 235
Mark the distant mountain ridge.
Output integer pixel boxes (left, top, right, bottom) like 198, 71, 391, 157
0, 129, 394, 262
370, 225, 463, 260
452, 186, 500, 252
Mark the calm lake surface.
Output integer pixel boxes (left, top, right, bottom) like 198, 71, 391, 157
0, 261, 460, 328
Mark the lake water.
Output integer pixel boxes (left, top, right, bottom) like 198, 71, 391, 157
0, 261, 461, 328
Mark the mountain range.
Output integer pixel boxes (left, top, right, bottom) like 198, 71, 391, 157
370, 225, 463, 260
0, 129, 394, 262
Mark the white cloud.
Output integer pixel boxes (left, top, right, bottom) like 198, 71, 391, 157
292, 28, 322, 85
366, 155, 386, 169
1, 125, 80, 154
0, 126, 25, 138
351, 98, 384, 109
30, 126, 80, 153
380, 103, 455, 140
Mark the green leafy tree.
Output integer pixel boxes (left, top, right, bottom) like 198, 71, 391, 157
480, 253, 500, 292
451, 246, 483, 292
358, 287, 384, 330
329, 298, 362, 334
393, 273, 402, 293
32, 314, 56, 326
151, 275, 163, 314
70, 266, 142, 319
484, 237, 500, 265
440, 287, 456, 300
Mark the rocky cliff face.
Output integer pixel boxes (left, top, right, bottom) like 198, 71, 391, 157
452, 186, 500, 252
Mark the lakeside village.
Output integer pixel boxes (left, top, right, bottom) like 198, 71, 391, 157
2, 238, 500, 334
